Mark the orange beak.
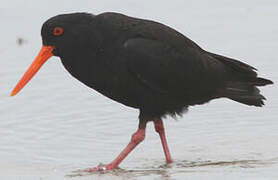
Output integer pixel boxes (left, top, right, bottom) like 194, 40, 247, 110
10, 45, 55, 96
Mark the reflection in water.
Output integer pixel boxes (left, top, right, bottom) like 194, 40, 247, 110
68, 168, 171, 179
67, 158, 278, 179
175, 158, 277, 168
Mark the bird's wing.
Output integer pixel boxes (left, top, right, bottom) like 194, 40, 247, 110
124, 37, 221, 94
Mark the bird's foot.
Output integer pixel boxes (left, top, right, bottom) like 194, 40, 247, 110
83, 163, 115, 172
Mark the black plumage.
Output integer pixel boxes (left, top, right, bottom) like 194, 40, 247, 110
41, 12, 272, 120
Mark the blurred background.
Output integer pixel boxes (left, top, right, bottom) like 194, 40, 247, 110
1, 0, 277, 179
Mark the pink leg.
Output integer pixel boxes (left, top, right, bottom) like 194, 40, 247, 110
153, 119, 173, 163
85, 125, 146, 172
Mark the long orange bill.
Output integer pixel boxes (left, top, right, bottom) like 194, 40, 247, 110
10, 46, 55, 96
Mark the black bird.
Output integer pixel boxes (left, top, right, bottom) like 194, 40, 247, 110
11, 12, 273, 171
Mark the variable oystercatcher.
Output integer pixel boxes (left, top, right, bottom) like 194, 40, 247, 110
11, 12, 273, 171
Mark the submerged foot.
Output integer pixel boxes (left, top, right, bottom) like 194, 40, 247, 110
83, 163, 116, 172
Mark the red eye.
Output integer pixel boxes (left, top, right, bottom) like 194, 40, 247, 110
53, 27, 64, 36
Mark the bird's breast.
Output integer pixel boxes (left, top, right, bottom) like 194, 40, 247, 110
60, 54, 141, 109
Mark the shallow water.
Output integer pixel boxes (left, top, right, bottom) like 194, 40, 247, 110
1, 0, 278, 179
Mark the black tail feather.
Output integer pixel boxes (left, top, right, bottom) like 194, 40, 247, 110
207, 52, 258, 77
249, 77, 274, 86
208, 51, 273, 106
222, 82, 266, 107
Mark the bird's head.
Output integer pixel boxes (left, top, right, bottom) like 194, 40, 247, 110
11, 13, 95, 96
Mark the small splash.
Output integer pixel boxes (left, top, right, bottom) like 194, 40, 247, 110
67, 165, 170, 178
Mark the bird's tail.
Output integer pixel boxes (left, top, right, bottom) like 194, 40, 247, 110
208, 52, 273, 106
222, 81, 270, 106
